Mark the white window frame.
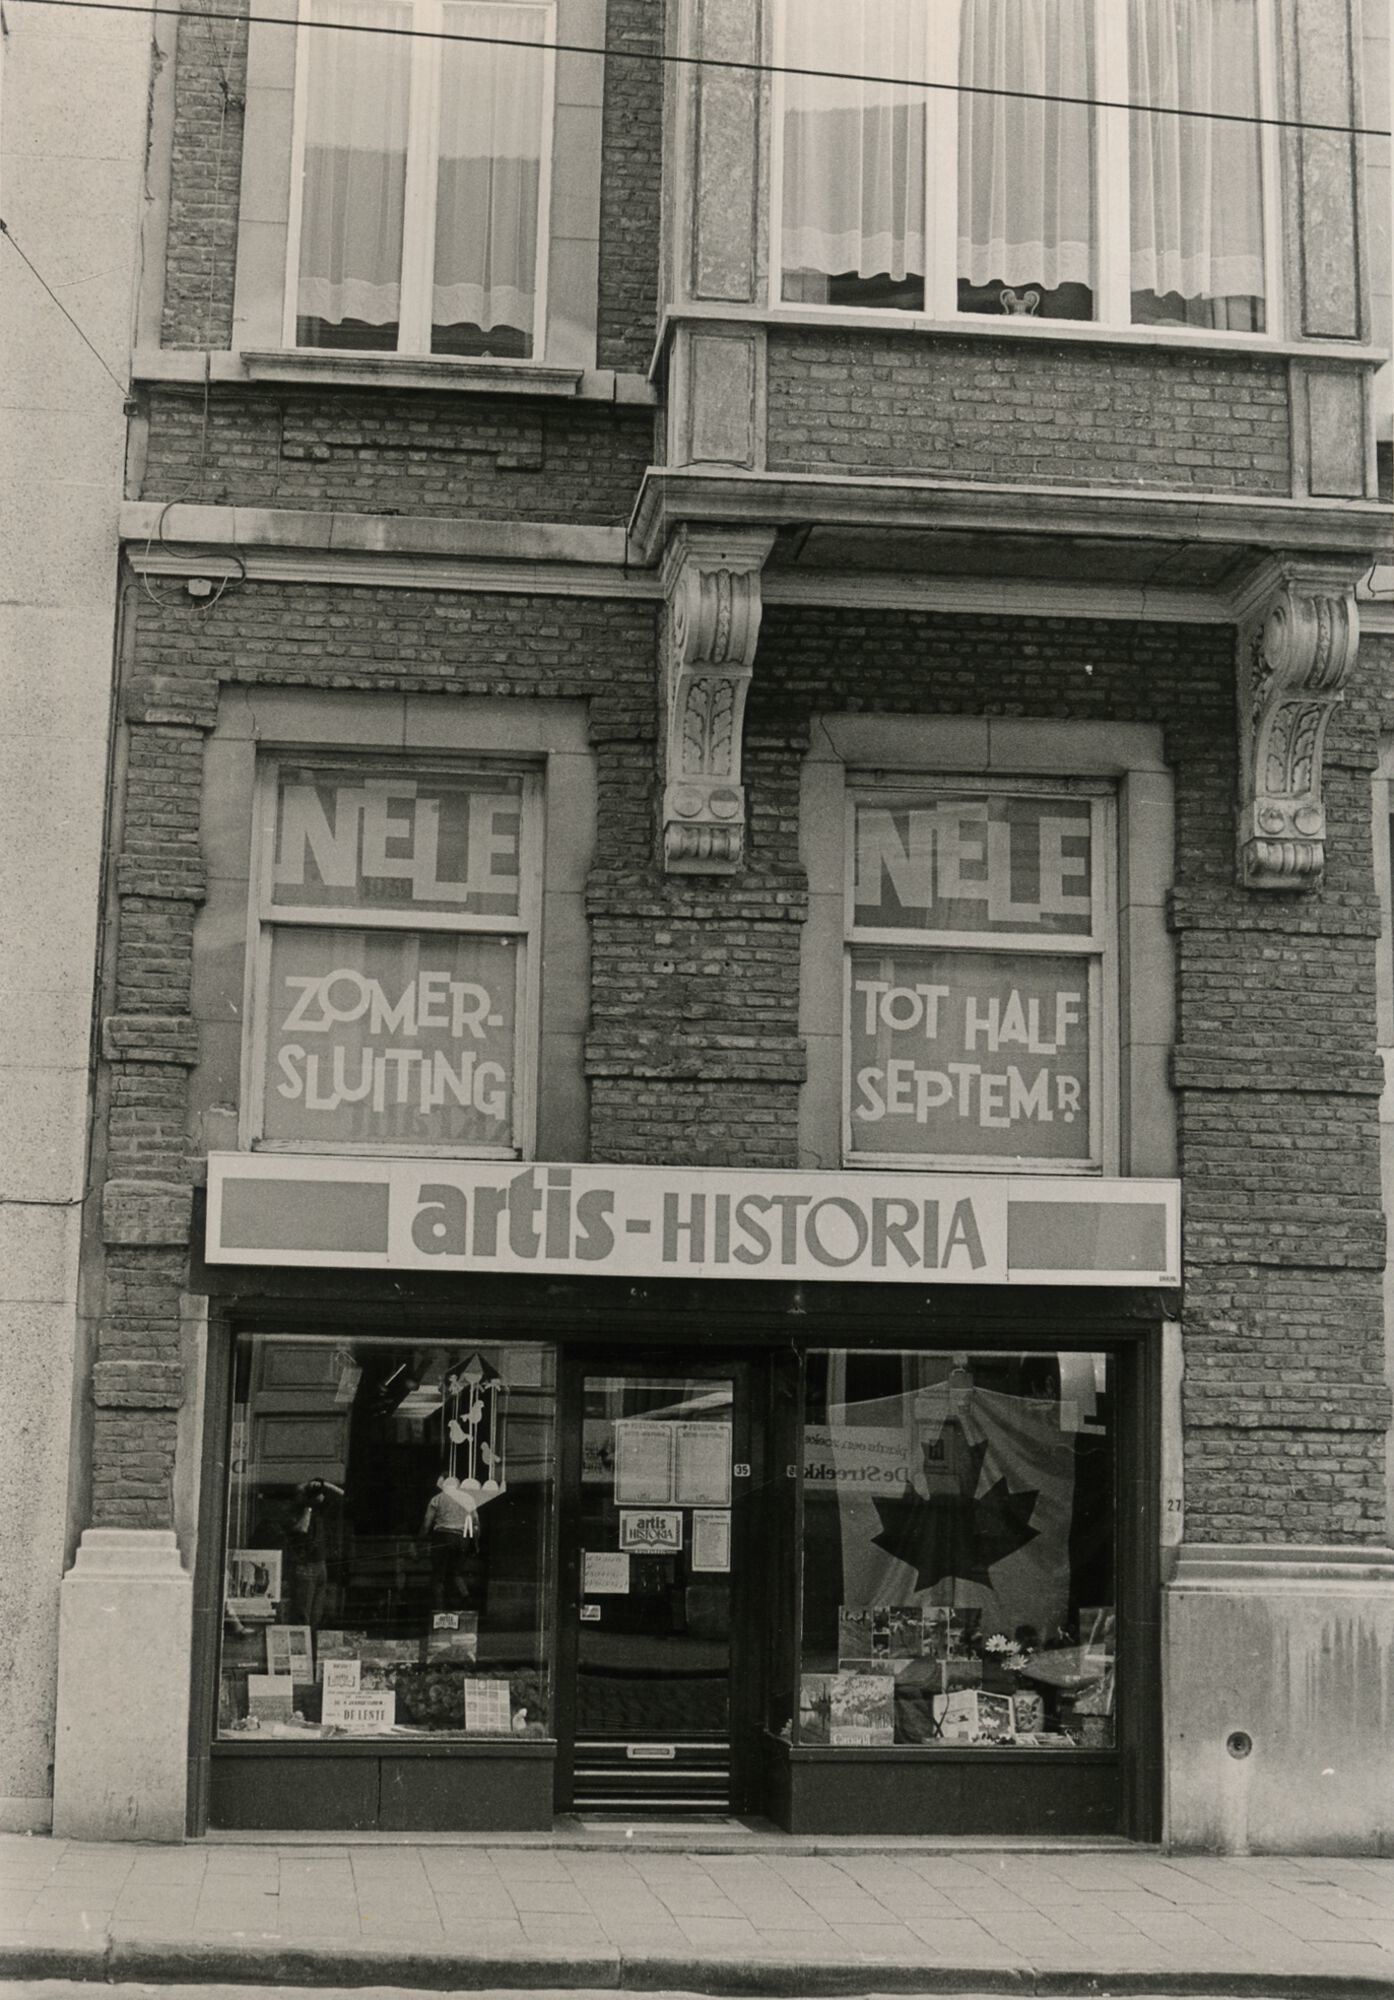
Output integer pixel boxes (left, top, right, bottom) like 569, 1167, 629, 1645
769, 0, 1283, 340
842, 774, 1119, 1174
242, 754, 544, 1158
282, 0, 558, 358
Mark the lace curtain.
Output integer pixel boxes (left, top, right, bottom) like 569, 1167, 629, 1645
1129, 0, 1266, 323
296, 0, 546, 347
297, 0, 411, 333
779, 0, 1265, 322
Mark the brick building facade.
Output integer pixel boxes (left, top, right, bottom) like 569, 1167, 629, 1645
11, 0, 1394, 1847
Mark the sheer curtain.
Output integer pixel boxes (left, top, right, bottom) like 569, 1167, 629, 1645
1129, 0, 1266, 329
780, 0, 929, 303
296, 0, 412, 338
957, 0, 1095, 302
433, 2, 548, 351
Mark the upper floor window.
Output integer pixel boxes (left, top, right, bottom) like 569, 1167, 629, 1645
246, 758, 542, 1155
845, 779, 1116, 1172
289, 0, 555, 355
776, 0, 1274, 332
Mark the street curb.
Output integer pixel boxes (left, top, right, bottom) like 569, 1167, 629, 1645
1, 1940, 1393, 1999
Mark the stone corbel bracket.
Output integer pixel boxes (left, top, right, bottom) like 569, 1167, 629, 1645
1236, 560, 1360, 891
661, 527, 776, 873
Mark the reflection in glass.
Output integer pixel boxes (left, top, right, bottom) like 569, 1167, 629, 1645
797, 1349, 1115, 1748
219, 1336, 555, 1740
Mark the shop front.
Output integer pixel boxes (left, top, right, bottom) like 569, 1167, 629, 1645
195, 1157, 1176, 1839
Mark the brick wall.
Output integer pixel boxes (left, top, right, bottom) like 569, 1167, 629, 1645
765, 331, 1294, 494
597, 0, 663, 374
138, 387, 654, 524
94, 587, 1391, 1543
160, 1, 249, 350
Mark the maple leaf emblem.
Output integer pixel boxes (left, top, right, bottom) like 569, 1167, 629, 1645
870, 1426, 1041, 1591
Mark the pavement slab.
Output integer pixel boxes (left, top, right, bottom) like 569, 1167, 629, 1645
0, 1834, 1391, 1995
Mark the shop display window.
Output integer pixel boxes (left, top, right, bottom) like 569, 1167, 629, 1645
219, 1334, 555, 1740
791, 1348, 1116, 1749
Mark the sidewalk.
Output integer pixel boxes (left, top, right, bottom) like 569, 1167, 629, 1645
2, 1832, 1393, 1996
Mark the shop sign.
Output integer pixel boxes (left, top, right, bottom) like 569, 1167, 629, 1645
207, 1155, 1180, 1287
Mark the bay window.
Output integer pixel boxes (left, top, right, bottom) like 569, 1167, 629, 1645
775, 0, 1275, 332
288, 0, 554, 356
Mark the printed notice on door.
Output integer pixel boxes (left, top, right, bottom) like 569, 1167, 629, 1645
674, 1421, 731, 1504
691, 1509, 731, 1573
582, 1551, 631, 1594
614, 1421, 674, 1503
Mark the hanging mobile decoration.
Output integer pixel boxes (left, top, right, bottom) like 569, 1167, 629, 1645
438, 1353, 508, 1538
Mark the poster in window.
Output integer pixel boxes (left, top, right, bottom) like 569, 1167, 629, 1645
614, 1420, 674, 1503
674, 1421, 731, 1504
272, 766, 525, 920
847, 946, 1092, 1162
261, 926, 518, 1148
852, 792, 1093, 936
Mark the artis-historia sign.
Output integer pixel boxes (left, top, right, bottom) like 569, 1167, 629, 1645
206, 1155, 1179, 1288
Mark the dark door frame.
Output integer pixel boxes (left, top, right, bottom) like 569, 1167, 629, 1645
552, 1348, 768, 1816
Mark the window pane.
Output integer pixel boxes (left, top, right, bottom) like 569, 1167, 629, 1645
852, 792, 1095, 937
272, 765, 526, 918
957, 0, 1096, 319
799, 1350, 1116, 1750
433, 3, 549, 357
262, 926, 520, 1148
220, 1337, 555, 1740
296, 0, 411, 350
1129, 0, 1266, 331
781, 0, 928, 311
848, 946, 1093, 1163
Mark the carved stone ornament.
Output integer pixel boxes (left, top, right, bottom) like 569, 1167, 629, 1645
661, 528, 776, 873
1237, 563, 1360, 891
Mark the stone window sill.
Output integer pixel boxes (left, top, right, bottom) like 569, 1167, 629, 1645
131, 349, 657, 404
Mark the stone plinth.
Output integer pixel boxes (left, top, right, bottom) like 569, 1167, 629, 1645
52, 1529, 192, 1842
1164, 1543, 1394, 1854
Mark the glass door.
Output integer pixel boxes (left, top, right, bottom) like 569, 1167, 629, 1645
557, 1360, 750, 1816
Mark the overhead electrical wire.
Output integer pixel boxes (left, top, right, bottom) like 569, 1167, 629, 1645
0, 217, 130, 394
16, 0, 1394, 142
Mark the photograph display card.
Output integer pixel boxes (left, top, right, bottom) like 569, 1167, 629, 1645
246, 1673, 295, 1723
934, 1689, 1016, 1745
828, 1670, 896, 1745
226, 1549, 281, 1618
613, 1421, 674, 1503
315, 1629, 369, 1676
266, 1624, 314, 1682
674, 1421, 732, 1504
463, 1677, 513, 1733
691, 1508, 731, 1573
